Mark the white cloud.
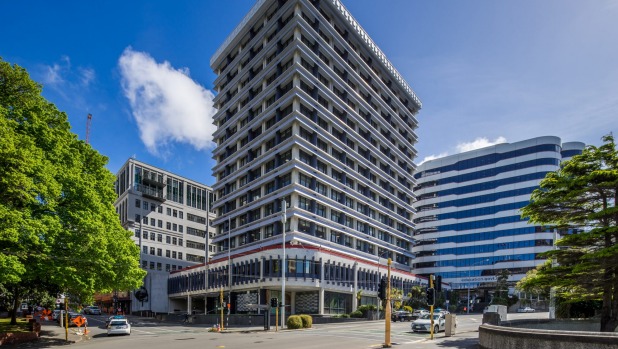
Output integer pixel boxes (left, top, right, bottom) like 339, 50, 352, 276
43, 63, 64, 86
456, 137, 507, 153
78, 67, 95, 87
118, 47, 217, 156
419, 152, 449, 165
40, 56, 95, 89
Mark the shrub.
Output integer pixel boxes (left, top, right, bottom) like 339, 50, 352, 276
287, 315, 303, 329
403, 306, 413, 312
340, 314, 350, 318
350, 310, 363, 318
357, 304, 377, 317
299, 314, 313, 328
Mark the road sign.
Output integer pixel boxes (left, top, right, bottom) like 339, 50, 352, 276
56, 298, 63, 304
72, 315, 86, 327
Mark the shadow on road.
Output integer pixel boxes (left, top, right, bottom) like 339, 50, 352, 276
435, 337, 479, 349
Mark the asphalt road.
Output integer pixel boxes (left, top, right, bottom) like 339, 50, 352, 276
20, 312, 549, 349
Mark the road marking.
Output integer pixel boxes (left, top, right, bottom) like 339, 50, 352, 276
131, 328, 157, 335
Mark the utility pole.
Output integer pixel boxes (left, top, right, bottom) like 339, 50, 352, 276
384, 258, 392, 348
281, 199, 287, 329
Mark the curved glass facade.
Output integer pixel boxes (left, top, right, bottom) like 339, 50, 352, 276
412, 137, 584, 290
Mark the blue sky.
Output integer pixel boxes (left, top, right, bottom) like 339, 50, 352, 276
1, 0, 617, 186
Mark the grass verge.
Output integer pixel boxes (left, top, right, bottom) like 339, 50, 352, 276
0, 317, 31, 333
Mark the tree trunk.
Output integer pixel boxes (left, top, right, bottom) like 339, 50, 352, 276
10, 290, 20, 326
599, 265, 616, 332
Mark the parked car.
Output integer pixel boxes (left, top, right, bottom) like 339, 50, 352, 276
107, 318, 131, 336
84, 306, 101, 315
106, 315, 127, 327
517, 307, 535, 313
412, 309, 429, 319
391, 311, 414, 322
434, 308, 450, 315
411, 313, 446, 333
52, 309, 62, 320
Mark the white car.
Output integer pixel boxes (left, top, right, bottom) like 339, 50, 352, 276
412, 309, 429, 318
84, 306, 101, 315
107, 318, 131, 336
411, 314, 446, 333
517, 307, 535, 313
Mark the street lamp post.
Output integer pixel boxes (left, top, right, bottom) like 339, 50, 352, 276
281, 199, 287, 329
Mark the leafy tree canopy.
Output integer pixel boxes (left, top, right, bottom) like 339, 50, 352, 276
518, 134, 618, 332
0, 58, 145, 322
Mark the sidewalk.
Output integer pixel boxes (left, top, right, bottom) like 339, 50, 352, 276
13, 320, 84, 348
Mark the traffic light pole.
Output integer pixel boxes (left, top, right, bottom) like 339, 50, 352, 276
220, 287, 224, 331
430, 276, 434, 340
384, 258, 392, 348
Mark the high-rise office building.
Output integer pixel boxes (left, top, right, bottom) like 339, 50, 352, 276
167, 0, 425, 316
112, 158, 216, 313
411, 136, 584, 303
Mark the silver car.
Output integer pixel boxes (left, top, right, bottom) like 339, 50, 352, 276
411, 314, 446, 333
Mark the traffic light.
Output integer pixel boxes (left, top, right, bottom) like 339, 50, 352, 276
270, 298, 278, 308
378, 278, 387, 300
435, 275, 442, 293
426, 287, 435, 306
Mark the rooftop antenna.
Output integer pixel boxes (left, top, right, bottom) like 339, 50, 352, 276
86, 114, 92, 144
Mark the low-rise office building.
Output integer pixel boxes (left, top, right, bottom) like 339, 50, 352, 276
112, 158, 216, 313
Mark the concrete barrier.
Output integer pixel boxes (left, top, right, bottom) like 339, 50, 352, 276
479, 323, 618, 349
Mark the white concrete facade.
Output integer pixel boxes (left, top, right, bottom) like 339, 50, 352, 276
168, 0, 424, 315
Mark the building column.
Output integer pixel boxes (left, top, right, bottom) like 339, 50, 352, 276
187, 295, 192, 315
319, 258, 325, 315
353, 262, 359, 312
318, 287, 325, 315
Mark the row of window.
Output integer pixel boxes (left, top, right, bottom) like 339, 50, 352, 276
135, 230, 184, 246
414, 158, 560, 190
416, 187, 537, 212
141, 260, 185, 272
168, 259, 419, 295
133, 165, 213, 211
436, 266, 537, 280
142, 245, 183, 260
416, 215, 526, 234
433, 201, 529, 222
414, 144, 560, 179
135, 214, 185, 233
417, 172, 549, 200
429, 226, 551, 245
420, 239, 554, 256
414, 253, 539, 269
214, 218, 410, 266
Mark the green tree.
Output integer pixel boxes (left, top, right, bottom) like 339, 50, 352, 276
519, 135, 618, 332
492, 269, 510, 306
404, 285, 425, 310
390, 287, 403, 310
0, 58, 146, 324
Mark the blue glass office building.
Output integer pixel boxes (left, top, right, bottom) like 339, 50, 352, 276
411, 136, 585, 291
